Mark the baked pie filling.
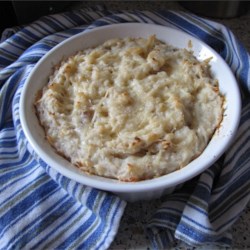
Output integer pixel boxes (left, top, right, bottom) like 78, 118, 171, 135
35, 36, 224, 181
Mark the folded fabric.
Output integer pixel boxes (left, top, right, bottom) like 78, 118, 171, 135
0, 8, 249, 250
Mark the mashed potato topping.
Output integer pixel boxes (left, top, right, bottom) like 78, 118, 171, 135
35, 35, 224, 181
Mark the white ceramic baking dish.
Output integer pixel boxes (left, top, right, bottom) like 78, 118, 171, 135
20, 23, 241, 202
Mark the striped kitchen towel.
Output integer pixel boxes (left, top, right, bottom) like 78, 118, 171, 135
0, 7, 249, 250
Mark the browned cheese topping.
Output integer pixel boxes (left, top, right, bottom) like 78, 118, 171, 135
35, 36, 224, 181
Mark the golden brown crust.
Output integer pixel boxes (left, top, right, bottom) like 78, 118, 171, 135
35, 36, 224, 181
